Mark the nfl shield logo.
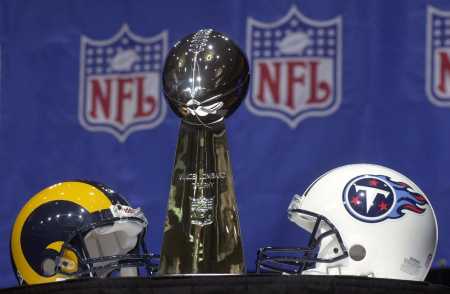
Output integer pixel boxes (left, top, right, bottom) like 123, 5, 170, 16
246, 6, 342, 128
79, 24, 168, 142
426, 6, 450, 107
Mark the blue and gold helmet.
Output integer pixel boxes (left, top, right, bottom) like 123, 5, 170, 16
10, 181, 158, 285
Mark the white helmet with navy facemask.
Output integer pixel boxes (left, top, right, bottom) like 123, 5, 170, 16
256, 164, 438, 281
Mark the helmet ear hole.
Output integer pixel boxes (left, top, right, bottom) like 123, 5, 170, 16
349, 244, 366, 261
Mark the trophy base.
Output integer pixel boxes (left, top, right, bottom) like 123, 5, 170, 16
159, 121, 245, 275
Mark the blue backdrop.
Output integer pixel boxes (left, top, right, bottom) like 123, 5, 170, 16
1, 0, 450, 287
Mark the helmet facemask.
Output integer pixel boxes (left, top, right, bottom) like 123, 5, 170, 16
256, 195, 348, 274
55, 204, 159, 279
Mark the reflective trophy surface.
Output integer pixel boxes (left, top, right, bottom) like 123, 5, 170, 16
159, 29, 249, 274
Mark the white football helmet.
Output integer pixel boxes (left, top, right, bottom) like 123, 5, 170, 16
257, 164, 438, 281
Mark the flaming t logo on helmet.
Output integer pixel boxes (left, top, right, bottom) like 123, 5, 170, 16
343, 175, 428, 223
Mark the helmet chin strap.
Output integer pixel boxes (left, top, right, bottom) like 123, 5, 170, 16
120, 267, 138, 277
302, 258, 344, 276
301, 268, 325, 275
303, 266, 375, 278
301, 267, 341, 275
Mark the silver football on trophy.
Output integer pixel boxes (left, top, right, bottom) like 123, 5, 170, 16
162, 29, 250, 125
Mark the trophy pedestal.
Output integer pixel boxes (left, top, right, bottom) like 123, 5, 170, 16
159, 121, 245, 274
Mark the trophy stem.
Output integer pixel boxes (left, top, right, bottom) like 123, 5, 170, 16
159, 121, 245, 274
